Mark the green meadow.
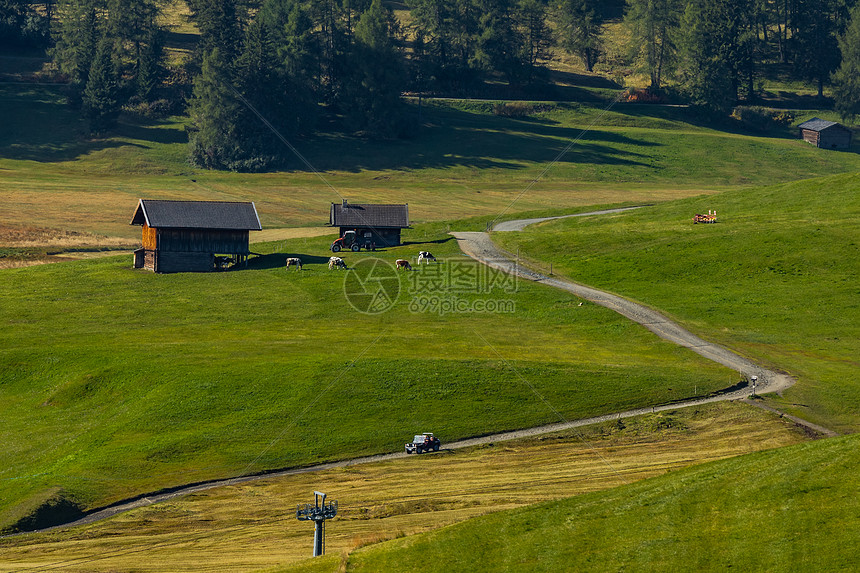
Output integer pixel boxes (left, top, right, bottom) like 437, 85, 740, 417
2, 83, 859, 238
494, 173, 860, 433
0, 227, 734, 532
1, 68, 859, 562
347, 431, 860, 572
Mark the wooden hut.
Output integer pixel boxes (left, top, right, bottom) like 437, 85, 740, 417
329, 199, 409, 247
798, 118, 852, 150
131, 199, 262, 273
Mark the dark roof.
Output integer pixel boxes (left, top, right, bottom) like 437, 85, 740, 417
330, 201, 409, 228
798, 118, 843, 132
130, 199, 262, 230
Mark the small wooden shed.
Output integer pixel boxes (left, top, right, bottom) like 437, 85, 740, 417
798, 118, 852, 150
131, 199, 262, 273
329, 199, 409, 247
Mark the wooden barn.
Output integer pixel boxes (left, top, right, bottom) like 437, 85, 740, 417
329, 199, 409, 247
131, 199, 262, 273
798, 118, 853, 150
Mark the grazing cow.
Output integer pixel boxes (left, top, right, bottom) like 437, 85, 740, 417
285, 257, 302, 270
395, 259, 412, 270
417, 251, 437, 264
328, 256, 346, 270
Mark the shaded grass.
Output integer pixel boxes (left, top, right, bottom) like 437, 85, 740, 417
0, 225, 734, 532
0, 402, 811, 572
493, 173, 860, 432
347, 430, 859, 573
2, 84, 859, 238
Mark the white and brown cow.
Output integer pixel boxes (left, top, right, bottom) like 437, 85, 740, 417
328, 256, 347, 270
395, 259, 412, 270
417, 251, 436, 264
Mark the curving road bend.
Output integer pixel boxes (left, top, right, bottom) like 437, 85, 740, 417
492, 206, 646, 232
3, 212, 828, 540
453, 208, 800, 398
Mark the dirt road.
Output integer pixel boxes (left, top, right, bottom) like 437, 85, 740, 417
4, 213, 814, 538
451, 229, 794, 396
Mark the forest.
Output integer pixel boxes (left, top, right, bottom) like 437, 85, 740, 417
2, 0, 859, 171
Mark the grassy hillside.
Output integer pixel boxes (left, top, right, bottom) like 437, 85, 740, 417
2, 84, 859, 238
0, 402, 810, 572
0, 223, 736, 532
494, 173, 860, 433
347, 432, 860, 572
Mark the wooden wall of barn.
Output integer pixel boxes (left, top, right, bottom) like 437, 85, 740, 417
156, 251, 214, 273
801, 129, 820, 146
820, 128, 851, 149
141, 224, 157, 249
801, 127, 852, 149
156, 229, 250, 254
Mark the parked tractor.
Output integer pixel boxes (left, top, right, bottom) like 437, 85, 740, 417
331, 230, 375, 253
405, 433, 441, 454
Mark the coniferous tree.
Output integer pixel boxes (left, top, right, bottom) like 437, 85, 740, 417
408, 0, 479, 90
83, 33, 121, 132
52, 0, 101, 93
187, 0, 241, 62
517, 0, 552, 84
474, 0, 521, 83
790, 0, 842, 98
832, 4, 860, 121
680, 0, 758, 112
624, 0, 682, 90
556, 0, 602, 72
187, 47, 243, 169
136, 27, 163, 101
0, 0, 51, 47
345, 0, 406, 137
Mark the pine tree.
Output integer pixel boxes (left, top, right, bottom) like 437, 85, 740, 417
187, 47, 243, 169
832, 4, 860, 121
0, 0, 51, 47
473, 0, 521, 83
344, 0, 406, 137
556, 0, 602, 72
187, 0, 241, 62
790, 0, 842, 98
408, 0, 479, 90
136, 27, 163, 101
83, 34, 121, 132
679, 0, 758, 112
517, 0, 552, 84
51, 0, 101, 92
624, 0, 682, 90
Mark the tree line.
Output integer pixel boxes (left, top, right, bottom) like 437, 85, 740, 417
2, 0, 859, 171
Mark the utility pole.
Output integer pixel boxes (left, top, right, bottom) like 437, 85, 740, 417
296, 491, 338, 557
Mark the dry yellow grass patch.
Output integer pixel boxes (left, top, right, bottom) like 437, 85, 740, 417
0, 402, 812, 573
0, 226, 134, 249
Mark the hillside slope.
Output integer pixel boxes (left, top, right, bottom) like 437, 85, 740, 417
348, 432, 860, 572
494, 173, 860, 433
0, 227, 733, 532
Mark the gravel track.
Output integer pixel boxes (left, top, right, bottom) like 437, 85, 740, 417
492, 206, 646, 232
5, 213, 821, 539
451, 229, 794, 397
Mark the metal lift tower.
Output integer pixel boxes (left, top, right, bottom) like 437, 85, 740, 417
296, 491, 338, 557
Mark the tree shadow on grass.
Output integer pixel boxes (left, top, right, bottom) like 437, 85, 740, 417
247, 252, 333, 270
401, 237, 455, 247
1, 83, 657, 172
294, 105, 657, 173
0, 84, 185, 162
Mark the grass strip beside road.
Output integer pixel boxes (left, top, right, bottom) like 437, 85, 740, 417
0, 402, 811, 572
